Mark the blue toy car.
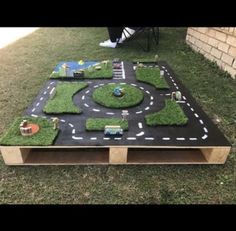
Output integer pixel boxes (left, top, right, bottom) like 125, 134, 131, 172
104, 126, 123, 136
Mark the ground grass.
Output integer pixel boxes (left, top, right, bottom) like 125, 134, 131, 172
0, 117, 58, 146
135, 67, 169, 89
145, 99, 188, 126
86, 118, 128, 131
43, 82, 88, 114
0, 28, 235, 204
92, 83, 144, 108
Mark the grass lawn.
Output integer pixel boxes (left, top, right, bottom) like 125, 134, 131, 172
86, 118, 128, 131
135, 67, 169, 89
43, 82, 88, 114
0, 28, 235, 204
145, 99, 188, 126
92, 84, 144, 108
0, 117, 58, 146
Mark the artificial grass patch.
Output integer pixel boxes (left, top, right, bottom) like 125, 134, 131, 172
92, 83, 144, 108
0, 116, 58, 146
83, 61, 113, 79
86, 118, 128, 131
43, 82, 88, 114
145, 99, 188, 126
135, 67, 169, 89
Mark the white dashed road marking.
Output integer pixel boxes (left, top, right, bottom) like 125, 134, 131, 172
72, 136, 83, 140
136, 111, 143, 114
136, 131, 145, 137
93, 109, 100, 112
50, 87, 55, 95
176, 137, 185, 141
145, 137, 154, 140
162, 137, 170, 140
90, 137, 97, 140
106, 112, 115, 115
84, 103, 89, 107
138, 122, 143, 129
202, 134, 208, 140
69, 123, 74, 128
127, 137, 136, 140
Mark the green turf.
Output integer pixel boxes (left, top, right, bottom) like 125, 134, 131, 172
86, 118, 128, 131
84, 61, 113, 78
135, 67, 169, 89
0, 28, 235, 204
145, 99, 188, 126
0, 117, 58, 146
92, 83, 144, 108
43, 82, 88, 114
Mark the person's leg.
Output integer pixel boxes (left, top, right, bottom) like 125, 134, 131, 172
99, 27, 124, 48
107, 27, 124, 42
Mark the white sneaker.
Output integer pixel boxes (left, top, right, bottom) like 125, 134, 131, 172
122, 27, 136, 40
99, 39, 117, 48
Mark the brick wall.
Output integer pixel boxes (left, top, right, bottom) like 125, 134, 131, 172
186, 27, 236, 79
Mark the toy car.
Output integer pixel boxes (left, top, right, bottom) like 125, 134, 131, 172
113, 63, 122, 69
104, 125, 123, 136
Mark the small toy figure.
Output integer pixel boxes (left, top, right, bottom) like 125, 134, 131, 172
19, 119, 39, 136
104, 125, 123, 136
137, 62, 144, 68
155, 54, 159, 63
121, 110, 129, 121
62, 63, 70, 76
160, 70, 164, 78
113, 63, 122, 69
113, 87, 125, 97
51, 117, 60, 130
78, 60, 84, 65
95, 66, 102, 70
171, 91, 182, 101
102, 60, 109, 68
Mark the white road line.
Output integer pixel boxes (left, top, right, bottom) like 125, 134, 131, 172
136, 132, 144, 136
84, 103, 89, 107
49, 87, 55, 95
40, 97, 44, 101
60, 119, 65, 122
167, 73, 170, 76
139, 87, 144, 90
146, 90, 150, 94
114, 137, 122, 140
47, 86, 50, 89
173, 83, 177, 86
202, 134, 208, 140
82, 95, 85, 100
131, 84, 137, 87
50, 82, 54, 85
190, 108, 194, 111
161, 66, 165, 68
145, 107, 150, 110
108, 83, 115, 85
31, 114, 38, 118
36, 103, 40, 107
150, 101, 154, 105
99, 83, 104, 86
72, 136, 83, 140
136, 111, 143, 114
171, 79, 175, 82
42, 116, 47, 119
199, 119, 204, 124
44, 91, 47, 95
165, 93, 171, 96
127, 137, 136, 140
176, 101, 185, 104
72, 129, 75, 134
145, 137, 154, 140
106, 112, 115, 115
138, 122, 143, 129
176, 87, 179, 89
32, 108, 36, 112
136, 131, 145, 136
182, 96, 186, 100
162, 137, 170, 140
69, 123, 74, 128
194, 113, 199, 118
176, 137, 185, 140
87, 81, 92, 84
189, 138, 197, 140
85, 90, 90, 94
120, 83, 126, 85
187, 103, 190, 106
103, 137, 110, 140
150, 96, 154, 100
94, 85, 99, 88
93, 109, 100, 112
90, 137, 97, 140
203, 127, 208, 133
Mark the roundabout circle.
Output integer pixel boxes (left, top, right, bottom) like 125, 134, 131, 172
92, 83, 144, 108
